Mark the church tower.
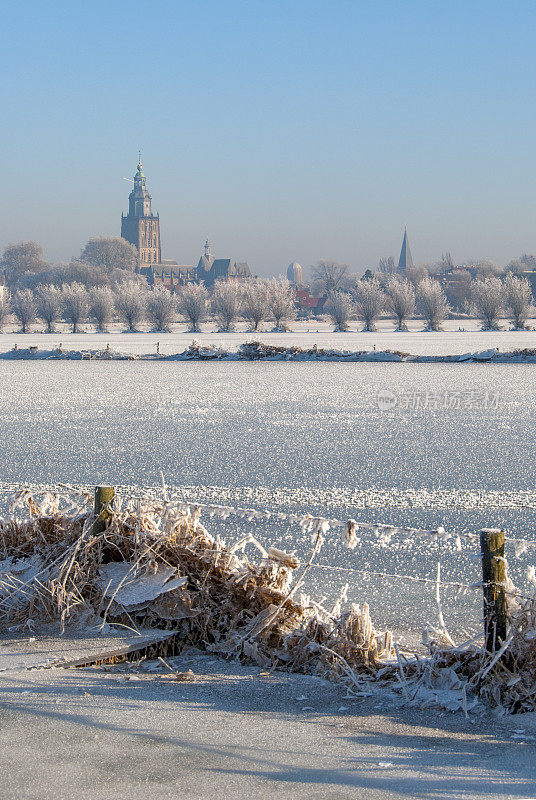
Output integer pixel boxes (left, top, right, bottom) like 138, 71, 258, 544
121, 158, 161, 268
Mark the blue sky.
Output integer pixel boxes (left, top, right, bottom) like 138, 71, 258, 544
1, 0, 535, 276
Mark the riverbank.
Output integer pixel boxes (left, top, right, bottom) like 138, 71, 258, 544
3, 340, 536, 362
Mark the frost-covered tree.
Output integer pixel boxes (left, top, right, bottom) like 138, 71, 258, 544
0, 289, 11, 331
12, 289, 37, 333
324, 290, 354, 331
354, 276, 384, 331
471, 276, 504, 330
89, 286, 115, 331
62, 283, 89, 333
417, 276, 449, 331
473, 259, 502, 278
115, 281, 148, 331
176, 283, 208, 332
211, 280, 243, 331
80, 236, 139, 272
405, 264, 430, 286
505, 258, 526, 277
267, 277, 296, 330
1, 241, 47, 286
385, 277, 416, 331
378, 255, 396, 274
147, 285, 177, 332
36, 285, 62, 332
242, 280, 269, 331
311, 260, 349, 296
503, 273, 533, 330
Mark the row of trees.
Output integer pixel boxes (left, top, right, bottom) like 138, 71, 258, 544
323, 272, 534, 332
3, 273, 528, 335
377, 251, 536, 280
0, 277, 298, 334
323, 276, 448, 332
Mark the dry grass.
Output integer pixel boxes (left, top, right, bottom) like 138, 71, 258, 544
3, 489, 536, 713
0, 491, 392, 683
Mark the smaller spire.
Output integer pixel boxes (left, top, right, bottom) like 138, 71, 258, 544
398, 228, 414, 273
204, 238, 211, 257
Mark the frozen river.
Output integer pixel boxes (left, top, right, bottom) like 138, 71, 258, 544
1, 359, 535, 638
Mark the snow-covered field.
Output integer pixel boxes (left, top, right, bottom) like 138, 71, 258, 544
2, 317, 536, 356
1, 356, 535, 640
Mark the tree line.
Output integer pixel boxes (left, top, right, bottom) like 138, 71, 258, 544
0, 278, 300, 334
311, 260, 535, 331
1, 238, 535, 333
1, 270, 530, 333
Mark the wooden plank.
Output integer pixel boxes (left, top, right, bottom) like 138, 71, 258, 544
0, 626, 176, 672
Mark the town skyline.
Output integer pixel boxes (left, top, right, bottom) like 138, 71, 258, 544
1, 153, 533, 282
1, 2, 536, 275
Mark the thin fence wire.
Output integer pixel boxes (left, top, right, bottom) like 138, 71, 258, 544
3, 482, 536, 549
3, 485, 536, 604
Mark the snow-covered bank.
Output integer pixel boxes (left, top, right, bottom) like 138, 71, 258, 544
2, 340, 536, 362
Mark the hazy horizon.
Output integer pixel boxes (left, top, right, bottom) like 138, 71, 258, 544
2, 1, 535, 277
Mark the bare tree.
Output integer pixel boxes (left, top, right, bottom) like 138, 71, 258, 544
378, 256, 396, 274
504, 273, 533, 329
324, 290, 354, 331
505, 254, 536, 277
36, 285, 62, 332
176, 283, 208, 332
80, 237, 139, 272
437, 252, 455, 273
505, 258, 526, 277
268, 277, 296, 330
62, 283, 89, 333
211, 280, 243, 331
311, 261, 349, 296
115, 281, 148, 331
518, 253, 536, 270
147, 285, 177, 332
354, 277, 385, 331
0, 289, 11, 331
11, 289, 37, 333
89, 286, 115, 331
385, 277, 416, 331
473, 259, 502, 278
471, 276, 504, 330
417, 276, 449, 331
242, 280, 269, 331
1, 241, 47, 286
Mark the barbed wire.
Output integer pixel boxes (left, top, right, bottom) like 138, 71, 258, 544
4, 485, 536, 556
308, 561, 536, 601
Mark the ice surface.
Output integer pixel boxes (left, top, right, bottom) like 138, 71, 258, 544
1, 356, 535, 637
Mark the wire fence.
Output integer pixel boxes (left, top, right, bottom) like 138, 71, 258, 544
2, 483, 536, 640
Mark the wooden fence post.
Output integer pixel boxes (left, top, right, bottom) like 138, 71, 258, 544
93, 486, 115, 535
480, 528, 507, 652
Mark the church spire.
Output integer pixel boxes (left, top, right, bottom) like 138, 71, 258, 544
398, 227, 414, 272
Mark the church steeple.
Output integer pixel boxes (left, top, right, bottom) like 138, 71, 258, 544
121, 157, 161, 268
129, 157, 152, 218
398, 227, 414, 273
